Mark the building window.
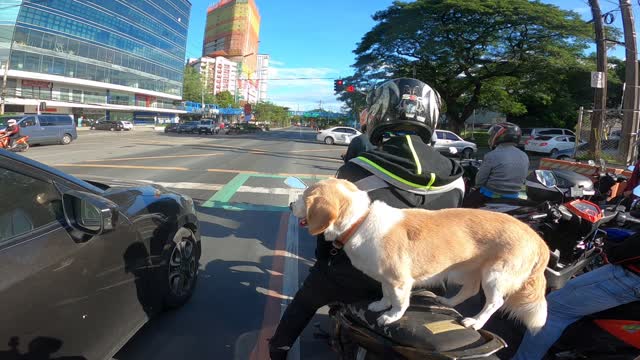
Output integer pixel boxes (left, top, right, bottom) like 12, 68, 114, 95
59, 88, 70, 102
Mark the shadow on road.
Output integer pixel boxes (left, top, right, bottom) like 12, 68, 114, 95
0, 336, 87, 360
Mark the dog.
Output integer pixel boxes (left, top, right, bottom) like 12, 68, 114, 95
290, 178, 550, 333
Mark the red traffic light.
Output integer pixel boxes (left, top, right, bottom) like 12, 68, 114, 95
345, 85, 355, 93
337, 80, 343, 85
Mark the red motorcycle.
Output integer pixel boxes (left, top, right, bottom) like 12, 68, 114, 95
0, 132, 30, 152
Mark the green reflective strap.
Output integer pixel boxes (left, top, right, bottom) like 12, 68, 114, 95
405, 135, 422, 175
356, 156, 436, 190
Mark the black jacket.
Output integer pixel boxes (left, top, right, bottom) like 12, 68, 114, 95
343, 134, 374, 163
607, 234, 640, 275
316, 135, 465, 270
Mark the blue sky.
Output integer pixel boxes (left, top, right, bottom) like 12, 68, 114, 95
185, 0, 638, 111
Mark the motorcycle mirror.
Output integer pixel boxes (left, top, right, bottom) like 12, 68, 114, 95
628, 165, 635, 172
449, 147, 458, 155
535, 170, 557, 188
633, 185, 640, 198
588, 160, 596, 166
599, 158, 606, 171
284, 177, 308, 189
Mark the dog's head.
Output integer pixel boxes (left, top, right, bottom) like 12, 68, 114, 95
290, 178, 370, 238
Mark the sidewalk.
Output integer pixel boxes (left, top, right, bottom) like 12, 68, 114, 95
76, 126, 156, 132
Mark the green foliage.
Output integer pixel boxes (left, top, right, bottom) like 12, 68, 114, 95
254, 102, 291, 127
352, 0, 596, 131
182, 66, 203, 103
214, 91, 236, 108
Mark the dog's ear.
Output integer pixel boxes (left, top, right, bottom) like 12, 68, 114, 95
305, 195, 338, 235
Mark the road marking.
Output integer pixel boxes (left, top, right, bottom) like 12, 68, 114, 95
288, 148, 343, 153
201, 201, 288, 212
206, 168, 333, 178
250, 212, 289, 360
282, 190, 303, 360
54, 164, 190, 171
202, 173, 250, 206
84, 153, 222, 162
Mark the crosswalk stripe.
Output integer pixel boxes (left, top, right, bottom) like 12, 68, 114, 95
137, 180, 295, 195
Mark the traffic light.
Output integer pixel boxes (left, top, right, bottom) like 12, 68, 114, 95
345, 85, 355, 93
334, 79, 344, 93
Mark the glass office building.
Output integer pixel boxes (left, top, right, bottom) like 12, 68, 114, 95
1, 0, 191, 123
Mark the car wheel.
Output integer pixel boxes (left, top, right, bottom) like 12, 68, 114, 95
550, 148, 559, 157
557, 155, 569, 160
163, 227, 198, 309
61, 134, 72, 145
462, 148, 473, 159
324, 137, 334, 145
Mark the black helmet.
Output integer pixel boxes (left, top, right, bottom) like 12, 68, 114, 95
488, 122, 522, 149
365, 78, 441, 145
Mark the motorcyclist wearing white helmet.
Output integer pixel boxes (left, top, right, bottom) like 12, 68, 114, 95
1, 119, 20, 148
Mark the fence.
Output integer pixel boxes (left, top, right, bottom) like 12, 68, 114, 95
574, 107, 629, 163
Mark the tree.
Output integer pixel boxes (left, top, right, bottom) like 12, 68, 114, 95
182, 66, 203, 103
214, 91, 236, 108
353, 0, 593, 132
337, 74, 370, 121
254, 102, 291, 127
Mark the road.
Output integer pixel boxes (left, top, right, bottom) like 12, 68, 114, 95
23, 127, 343, 360
22, 127, 526, 360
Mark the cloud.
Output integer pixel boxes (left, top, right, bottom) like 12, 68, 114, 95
268, 59, 286, 66
262, 63, 345, 111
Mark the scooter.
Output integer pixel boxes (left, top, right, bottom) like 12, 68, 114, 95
284, 177, 506, 359
0, 133, 29, 152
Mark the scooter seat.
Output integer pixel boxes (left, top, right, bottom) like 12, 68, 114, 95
341, 290, 491, 352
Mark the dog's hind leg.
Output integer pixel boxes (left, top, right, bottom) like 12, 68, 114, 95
461, 270, 505, 330
377, 278, 414, 326
368, 283, 392, 312
436, 275, 480, 308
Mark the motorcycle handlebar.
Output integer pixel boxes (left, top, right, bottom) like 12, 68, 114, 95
528, 213, 548, 221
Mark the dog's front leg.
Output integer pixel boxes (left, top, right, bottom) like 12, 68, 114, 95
377, 279, 413, 326
368, 283, 392, 312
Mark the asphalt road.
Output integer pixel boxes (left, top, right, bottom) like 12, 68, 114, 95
22, 127, 525, 360
23, 127, 343, 360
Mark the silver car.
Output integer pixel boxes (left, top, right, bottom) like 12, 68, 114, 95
317, 127, 361, 145
434, 130, 477, 158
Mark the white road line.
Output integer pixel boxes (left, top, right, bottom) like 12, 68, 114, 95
135, 180, 293, 195
282, 189, 303, 360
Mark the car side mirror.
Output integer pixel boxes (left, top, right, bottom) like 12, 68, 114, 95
62, 190, 118, 235
535, 170, 557, 188
284, 177, 308, 189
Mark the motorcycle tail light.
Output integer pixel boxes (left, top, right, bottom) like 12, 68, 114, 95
565, 199, 603, 223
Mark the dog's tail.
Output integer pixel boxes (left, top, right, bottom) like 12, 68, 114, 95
504, 241, 549, 334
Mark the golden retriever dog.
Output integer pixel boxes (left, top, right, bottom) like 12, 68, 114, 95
290, 178, 550, 332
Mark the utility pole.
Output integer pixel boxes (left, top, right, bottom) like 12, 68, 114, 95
619, 0, 639, 165
1, 59, 9, 115
589, 0, 608, 159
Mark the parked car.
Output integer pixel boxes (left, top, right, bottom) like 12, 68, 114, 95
519, 128, 575, 149
433, 130, 477, 158
91, 120, 123, 131
0, 114, 77, 145
164, 123, 179, 133
177, 121, 200, 134
120, 120, 134, 130
0, 149, 200, 360
198, 119, 216, 134
525, 134, 585, 156
316, 127, 361, 145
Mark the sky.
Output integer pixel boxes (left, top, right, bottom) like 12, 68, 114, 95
184, 0, 639, 111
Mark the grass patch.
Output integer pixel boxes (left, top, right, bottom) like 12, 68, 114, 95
461, 130, 489, 147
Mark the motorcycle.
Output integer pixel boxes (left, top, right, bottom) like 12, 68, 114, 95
284, 176, 506, 359
0, 133, 29, 152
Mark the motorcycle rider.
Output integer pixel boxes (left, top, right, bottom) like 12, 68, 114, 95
0, 119, 20, 148
463, 122, 529, 207
513, 234, 640, 360
269, 78, 465, 359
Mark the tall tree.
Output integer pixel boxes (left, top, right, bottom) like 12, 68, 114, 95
353, 0, 593, 132
214, 91, 236, 108
182, 66, 204, 103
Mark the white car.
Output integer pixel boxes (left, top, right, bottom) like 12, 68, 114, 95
317, 127, 361, 145
525, 135, 584, 156
120, 120, 134, 130
433, 130, 477, 158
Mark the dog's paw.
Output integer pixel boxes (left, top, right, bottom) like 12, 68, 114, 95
461, 317, 482, 330
377, 311, 402, 326
368, 300, 391, 312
